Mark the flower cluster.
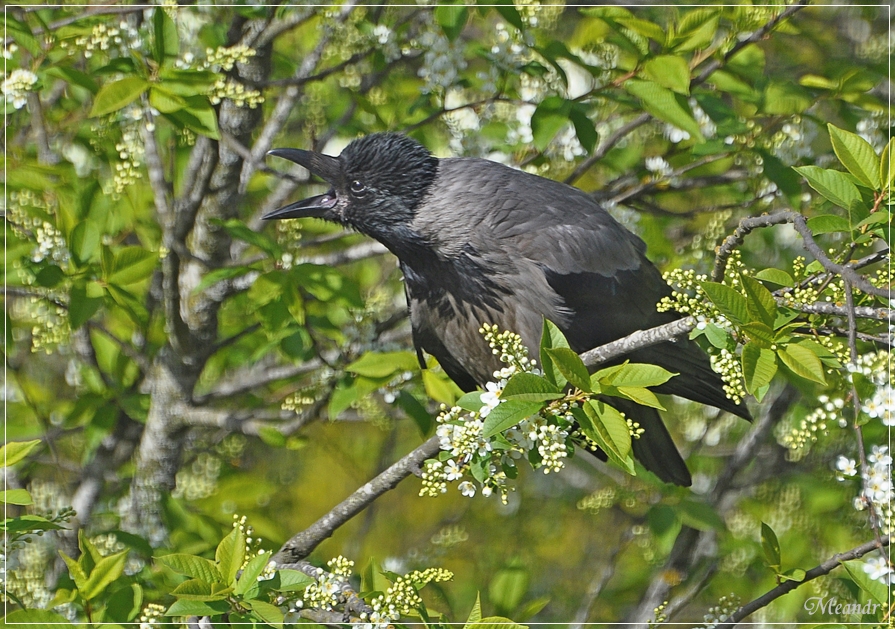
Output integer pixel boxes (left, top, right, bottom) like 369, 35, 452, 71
777, 400, 836, 454
656, 268, 716, 321
710, 349, 746, 405
701, 594, 742, 629
850, 351, 894, 426
232, 514, 264, 567
204, 44, 257, 72
852, 445, 893, 536
113, 117, 146, 194
208, 77, 264, 109
862, 553, 894, 585
417, 26, 467, 94
299, 556, 354, 612
61, 20, 143, 59
2, 69, 38, 110
422, 324, 581, 502
138, 603, 167, 629
359, 568, 453, 629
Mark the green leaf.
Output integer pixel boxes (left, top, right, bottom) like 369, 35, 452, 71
90, 77, 149, 117
193, 266, 254, 294
828, 124, 880, 189
471, 618, 527, 629
544, 347, 591, 392
396, 390, 433, 436
624, 79, 704, 142
762, 81, 812, 115
149, 86, 187, 113
568, 106, 598, 154
0, 609, 73, 627
699, 281, 749, 324
794, 165, 861, 210
435, 3, 468, 41
741, 275, 777, 327
482, 400, 543, 438
456, 391, 486, 412
165, 599, 230, 617
463, 593, 483, 628
582, 400, 632, 462
842, 560, 889, 608
108, 247, 158, 285
346, 351, 419, 378
615, 386, 665, 410
500, 372, 563, 402
59, 551, 89, 592
44, 65, 99, 94
82, 549, 129, 600
236, 553, 270, 596
493, 1, 525, 31
69, 221, 101, 265
1, 514, 66, 533
489, 565, 529, 615
742, 322, 775, 347
806, 214, 850, 235
755, 268, 795, 286
741, 343, 777, 395
780, 568, 806, 582
703, 323, 730, 349
757, 149, 802, 205
1, 439, 41, 467
171, 579, 233, 601
216, 525, 246, 586
616, 17, 666, 43
272, 568, 315, 593
246, 599, 284, 629
595, 362, 676, 388
676, 500, 725, 531
642, 55, 690, 95
105, 584, 143, 623
422, 369, 461, 405
1, 489, 33, 505
540, 319, 570, 388
777, 343, 826, 385
165, 96, 220, 140
672, 10, 718, 52
531, 96, 570, 150
35, 264, 65, 287
152, 7, 179, 64
881, 137, 895, 192
217, 218, 281, 257
156, 553, 223, 583
760, 522, 781, 567
69, 282, 104, 328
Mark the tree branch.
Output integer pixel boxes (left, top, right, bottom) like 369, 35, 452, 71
713, 210, 889, 299
273, 436, 441, 562
717, 535, 890, 628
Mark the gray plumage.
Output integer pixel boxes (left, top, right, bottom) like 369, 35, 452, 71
265, 133, 751, 486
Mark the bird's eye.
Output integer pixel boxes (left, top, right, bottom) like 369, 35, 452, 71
349, 180, 367, 197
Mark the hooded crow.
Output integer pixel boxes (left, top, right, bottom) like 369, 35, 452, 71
264, 132, 751, 486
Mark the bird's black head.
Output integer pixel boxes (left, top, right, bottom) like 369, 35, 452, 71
264, 133, 438, 244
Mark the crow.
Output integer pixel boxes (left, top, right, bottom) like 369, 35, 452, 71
264, 132, 751, 486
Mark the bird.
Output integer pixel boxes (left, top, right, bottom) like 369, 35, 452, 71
264, 132, 751, 486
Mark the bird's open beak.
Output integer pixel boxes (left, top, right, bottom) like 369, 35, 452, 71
263, 148, 343, 220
